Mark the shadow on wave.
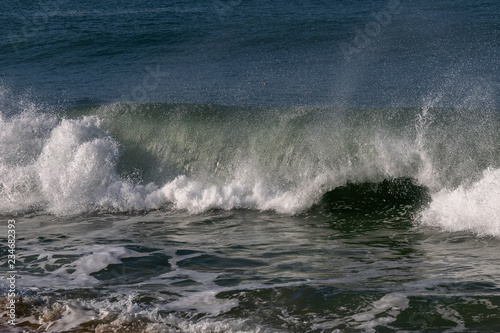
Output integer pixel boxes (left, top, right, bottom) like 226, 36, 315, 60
311, 178, 431, 230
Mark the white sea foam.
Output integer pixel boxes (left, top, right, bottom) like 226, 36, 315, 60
351, 293, 410, 332
45, 302, 98, 332
420, 168, 500, 236
19, 245, 144, 287
0, 111, 329, 215
35, 295, 277, 333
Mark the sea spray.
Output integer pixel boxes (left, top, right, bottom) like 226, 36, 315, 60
1, 103, 498, 232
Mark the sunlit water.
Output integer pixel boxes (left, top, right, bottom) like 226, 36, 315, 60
1, 0, 499, 331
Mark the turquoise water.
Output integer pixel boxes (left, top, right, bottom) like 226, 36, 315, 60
1, 0, 500, 332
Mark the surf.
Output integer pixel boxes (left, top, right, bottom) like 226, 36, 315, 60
0, 100, 498, 235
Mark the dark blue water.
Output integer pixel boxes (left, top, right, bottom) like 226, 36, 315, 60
2, 0, 498, 107
1, 1, 500, 332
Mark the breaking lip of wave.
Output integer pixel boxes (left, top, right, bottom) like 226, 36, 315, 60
0, 101, 499, 235
0, 111, 326, 215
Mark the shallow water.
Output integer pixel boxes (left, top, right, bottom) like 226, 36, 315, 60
2, 208, 500, 332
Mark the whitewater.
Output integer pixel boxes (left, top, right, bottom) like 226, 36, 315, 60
1, 95, 499, 236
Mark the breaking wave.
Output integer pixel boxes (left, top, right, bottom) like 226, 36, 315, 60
0, 98, 498, 234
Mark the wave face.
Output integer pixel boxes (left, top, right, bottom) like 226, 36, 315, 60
1, 101, 499, 232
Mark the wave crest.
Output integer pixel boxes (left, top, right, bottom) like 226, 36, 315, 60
0, 103, 498, 234
419, 168, 500, 236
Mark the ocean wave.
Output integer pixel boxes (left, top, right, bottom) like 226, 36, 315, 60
0, 101, 498, 234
